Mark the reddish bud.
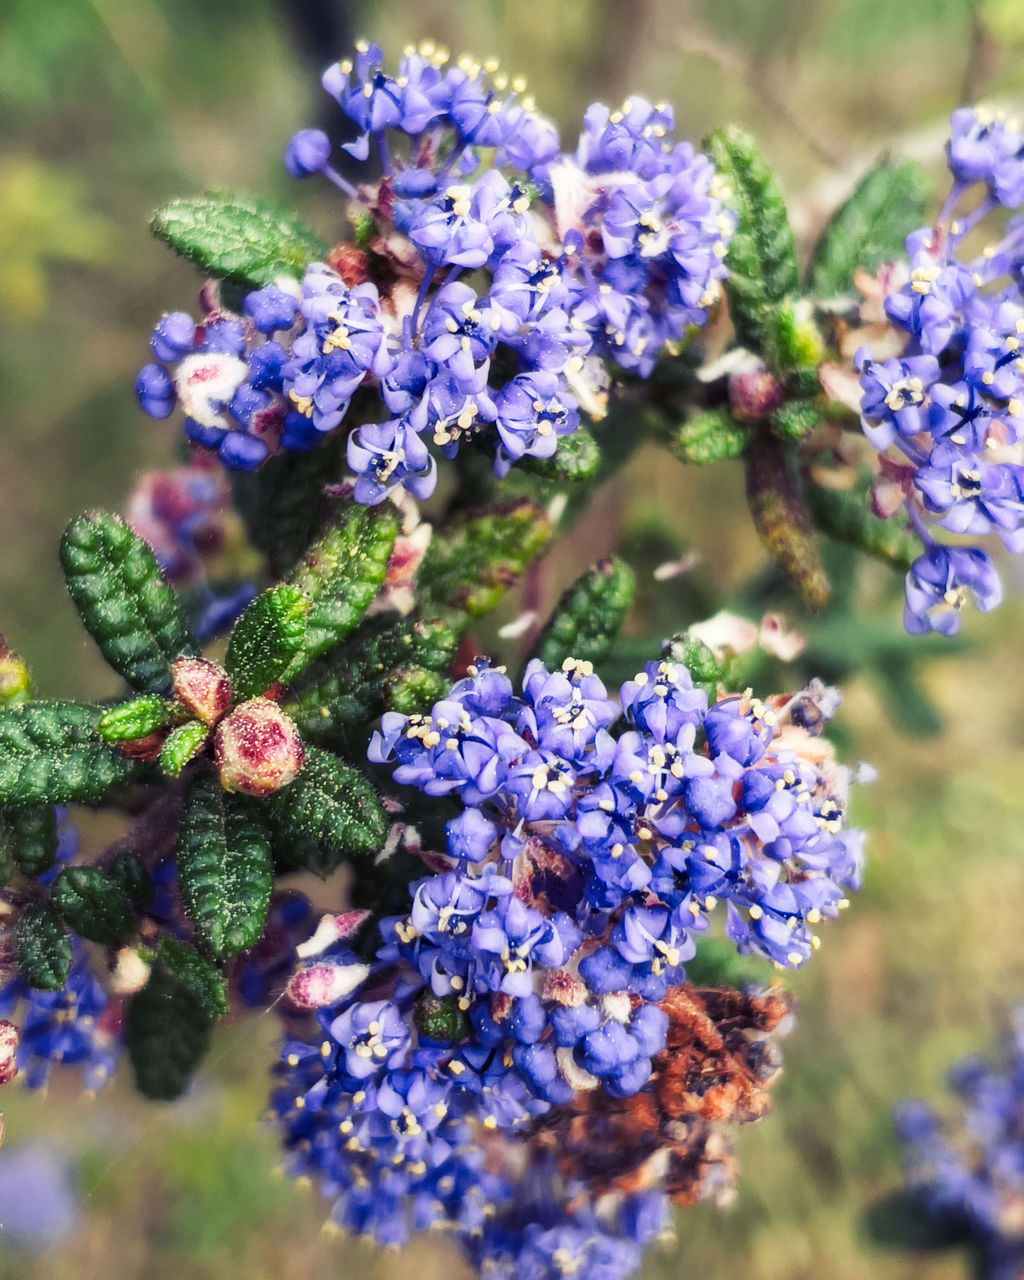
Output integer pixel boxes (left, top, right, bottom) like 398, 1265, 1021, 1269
729, 361, 784, 422
172, 657, 232, 726
0, 1020, 20, 1085
214, 697, 305, 797
295, 910, 372, 959
285, 959, 370, 1011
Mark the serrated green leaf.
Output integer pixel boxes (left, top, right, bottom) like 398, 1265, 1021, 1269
226, 585, 308, 702
268, 746, 387, 877
15, 902, 71, 990
0, 701, 138, 806
519, 426, 602, 482
109, 851, 154, 910
1, 805, 57, 878
157, 936, 229, 1020
97, 694, 171, 743
808, 155, 930, 298
529, 558, 635, 670
60, 511, 195, 693
127, 961, 212, 1100
176, 774, 274, 960
52, 866, 135, 946
150, 194, 327, 290
771, 398, 820, 443
673, 408, 753, 465
159, 719, 209, 777
417, 500, 553, 630
288, 504, 398, 667
805, 469, 922, 571
705, 126, 798, 369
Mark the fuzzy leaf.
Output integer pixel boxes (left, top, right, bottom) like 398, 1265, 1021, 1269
745, 434, 831, 609
150, 194, 327, 290
15, 902, 71, 991
159, 719, 209, 777
0, 701, 137, 806
52, 866, 135, 946
97, 694, 171, 743
288, 504, 399, 666
673, 409, 752, 465
109, 852, 154, 910
806, 470, 922, 571
771, 399, 820, 444
226, 585, 308, 702
417, 500, 553, 629
1, 805, 57, 878
60, 511, 195, 693
268, 746, 387, 877
808, 156, 930, 298
176, 774, 274, 960
519, 426, 602, 482
529, 558, 635, 670
157, 936, 229, 1020
705, 126, 798, 368
127, 961, 212, 1100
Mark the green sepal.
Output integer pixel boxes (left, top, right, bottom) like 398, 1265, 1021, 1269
97, 694, 171, 743
519, 426, 602, 482
808, 155, 930, 298
285, 614, 457, 744
226, 585, 308, 702
862, 1189, 971, 1251
684, 936, 772, 989
1, 805, 57, 878
770, 398, 820, 444
0, 701, 138, 806
0, 638, 31, 708
52, 866, 135, 947
417, 500, 553, 630
60, 511, 195, 693
157, 936, 229, 1020
660, 632, 727, 696
159, 719, 209, 777
704, 126, 799, 368
176, 774, 274, 960
745, 434, 831, 609
413, 991, 470, 1044
288, 504, 399, 667
267, 746, 387, 877
529, 558, 635, 671
126, 960, 213, 1101
673, 409, 752, 465
805, 469, 922, 571
150, 194, 327, 290
109, 851, 154, 910
15, 902, 72, 991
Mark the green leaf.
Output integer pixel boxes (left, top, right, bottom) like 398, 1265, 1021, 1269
150, 194, 327, 290
109, 852, 154, 910
529, 558, 635, 670
97, 694, 171, 743
417, 500, 553, 630
60, 511, 195, 693
1, 805, 57, 878
862, 1189, 970, 1251
52, 866, 135, 946
176, 774, 274, 960
226, 585, 308, 702
673, 409, 752, 465
808, 155, 930, 298
288, 504, 399, 667
0, 701, 138, 806
684, 936, 772, 988
704, 126, 798, 369
660, 632, 727, 694
745, 434, 831, 609
519, 426, 602, 482
127, 961, 212, 1100
15, 902, 71, 990
268, 746, 387, 877
157, 936, 228, 1020
770, 398, 820, 444
159, 719, 209, 777
805, 469, 922, 571
234, 439, 343, 577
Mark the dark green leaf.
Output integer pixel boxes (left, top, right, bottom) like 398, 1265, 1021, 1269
157, 936, 229, 1020
808, 156, 930, 298
127, 961, 212, 1100
159, 719, 209, 777
0, 701, 138, 806
268, 746, 387, 877
862, 1189, 970, 1251
15, 902, 71, 991
235, 438, 343, 577
52, 866, 135, 946
226, 585, 308, 702
150, 194, 327, 290
109, 852, 154, 910
673, 409, 752, 465
60, 511, 195, 693
1, 805, 57, 878
519, 426, 602, 482
97, 694, 171, 743
529, 558, 635, 670
806, 469, 922, 571
176, 774, 274, 960
288, 504, 398, 667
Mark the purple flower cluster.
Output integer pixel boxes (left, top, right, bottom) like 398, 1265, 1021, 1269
268, 649, 862, 1274
858, 107, 1024, 634
137, 42, 732, 501
895, 1008, 1024, 1280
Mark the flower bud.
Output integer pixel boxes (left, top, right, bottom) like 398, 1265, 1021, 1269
285, 959, 370, 1011
729, 360, 784, 422
295, 910, 372, 958
172, 656, 232, 726
0, 1020, 20, 1085
214, 697, 305, 796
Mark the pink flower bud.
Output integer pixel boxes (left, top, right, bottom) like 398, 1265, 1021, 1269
214, 697, 305, 796
172, 657, 232, 726
0, 1020, 20, 1086
729, 361, 784, 422
295, 910, 372, 959
285, 959, 370, 1010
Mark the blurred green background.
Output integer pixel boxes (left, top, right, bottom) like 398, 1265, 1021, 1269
4, 0, 1024, 1276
